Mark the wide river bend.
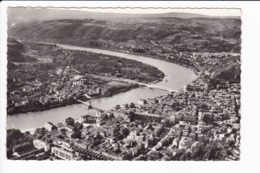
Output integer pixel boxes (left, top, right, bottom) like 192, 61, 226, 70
7, 44, 197, 130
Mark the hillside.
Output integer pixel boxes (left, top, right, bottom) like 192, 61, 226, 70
211, 64, 241, 82
8, 8, 229, 24
8, 16, 241, 53
7, 38, 37, 63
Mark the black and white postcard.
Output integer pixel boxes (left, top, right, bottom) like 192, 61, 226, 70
1, 1, 260, 173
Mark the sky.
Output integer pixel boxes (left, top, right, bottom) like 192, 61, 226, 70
61, 8, 241, 17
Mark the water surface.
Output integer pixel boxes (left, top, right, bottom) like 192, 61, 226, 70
7, 45, 197, 130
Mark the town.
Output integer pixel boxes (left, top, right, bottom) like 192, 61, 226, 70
7, 40, 164, 115
7, 50, 240, 161
6, 9, 241, 161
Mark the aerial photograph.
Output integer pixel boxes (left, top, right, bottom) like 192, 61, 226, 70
6, 7, 241, 161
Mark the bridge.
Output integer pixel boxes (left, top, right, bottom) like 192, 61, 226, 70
75, 99, 104, 112
138, 83, 178, 93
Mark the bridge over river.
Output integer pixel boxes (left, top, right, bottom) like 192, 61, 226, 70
7, 43, 197, 131
85, 74, 177, 93
138, 83, 178, 93
75, 99, 104, 112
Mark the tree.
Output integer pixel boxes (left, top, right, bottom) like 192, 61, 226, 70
71, 129, 82, 139
200, 103, 208, 110
7, 149, 13, 159
121, 128, 130, 137
191, 144, 204, 160
57, 134, 64, 139
24, 131, 30, 136
172, 149, 186, 160
202, 113, 212, 124
222, 114, 230, 121
35, 127, 47, 136
115, 105, 120, 110
12, 141, 33, 153
129, 103, 135, 108
7, 129, 23, 148
65, 117, 75, 126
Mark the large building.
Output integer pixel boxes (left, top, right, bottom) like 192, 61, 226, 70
129, 112, 164, 122
33, 139, 51, 152
51, 146, 75, 160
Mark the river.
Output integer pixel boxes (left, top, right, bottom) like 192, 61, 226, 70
7, 44, 197, 130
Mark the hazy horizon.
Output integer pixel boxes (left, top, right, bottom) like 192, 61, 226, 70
50, 7, 241, 17
9, 7, 241, 17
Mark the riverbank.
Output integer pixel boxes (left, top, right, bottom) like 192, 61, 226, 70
7, 39, 167, 116
8, 83, 140, 115
96, 47, 201, 75
13, 37, 201, 75
7, 39, 196, 116
7, 41, 197, 130
45, 40, 201, 75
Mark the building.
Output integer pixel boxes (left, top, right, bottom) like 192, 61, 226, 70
154, 125, 164, 137
179, 137, 194, 149
96, 87, 102, 94
129, 112, 163, 122
138, 99, 147, 106
79, 115, 96, 124
183, 116, 197, 125
51, 146, 75, 160
74, 140, 89, 150
52, 138, 71, 148
33, 139, 51, 152
106, 126, 120, 137
79, 115, 89, 123
183, 85, 192, 92
152, 143, 162, 151
74, 122, 83, 130
72, 75, 86, 86
102, 152, 123, 160
127, 130, 144, 142
44, 122, 57, 131
168, 115, 176, 125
